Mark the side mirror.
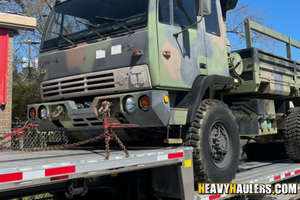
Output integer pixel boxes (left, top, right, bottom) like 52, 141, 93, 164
221, 0, 239, 20
221, 0, 238, 11
196, 0, 211, 16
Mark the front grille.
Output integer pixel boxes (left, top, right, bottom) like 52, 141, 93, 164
40, 65, 152, 101
41, 71, 115, 100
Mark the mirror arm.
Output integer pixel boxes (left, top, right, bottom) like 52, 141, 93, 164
173, 0, 204, 38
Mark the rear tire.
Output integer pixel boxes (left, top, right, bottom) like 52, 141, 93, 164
284, 107, 300, 161
183, 99, 240, 183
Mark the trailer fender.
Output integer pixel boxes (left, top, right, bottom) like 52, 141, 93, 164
177, 74, 238, 123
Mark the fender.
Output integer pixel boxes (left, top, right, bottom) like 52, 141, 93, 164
177, 75, 239, 123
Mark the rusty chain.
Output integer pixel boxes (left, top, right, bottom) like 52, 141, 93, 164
0, 101, 130, 159
109, 130, 129, 158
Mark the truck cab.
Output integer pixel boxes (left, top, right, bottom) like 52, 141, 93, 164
30, 0, 235, 139
28, 0, 248, 184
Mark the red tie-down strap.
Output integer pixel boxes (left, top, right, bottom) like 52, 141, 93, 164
0, 28, 9, 111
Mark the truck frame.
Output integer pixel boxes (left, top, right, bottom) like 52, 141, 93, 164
26, 0, 300, 186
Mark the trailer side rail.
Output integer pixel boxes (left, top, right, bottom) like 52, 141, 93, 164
0, 147, 193, 197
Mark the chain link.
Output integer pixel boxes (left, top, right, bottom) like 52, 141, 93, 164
109, 129, 129, 158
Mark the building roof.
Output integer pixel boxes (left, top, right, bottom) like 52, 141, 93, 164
0, 12, 36, 31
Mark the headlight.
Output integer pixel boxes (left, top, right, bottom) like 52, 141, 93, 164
38, 106, 48, 119
139, 95, 150, 111
29, 107, 36, 120
124, 96, 136, 114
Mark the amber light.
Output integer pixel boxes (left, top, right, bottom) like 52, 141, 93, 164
163, 51, 171, 56
29, 108, 36, 120
40, 69, 46, 74
139, 96, 150, 111
133, 50, 143, 56
164, 95, 169, 104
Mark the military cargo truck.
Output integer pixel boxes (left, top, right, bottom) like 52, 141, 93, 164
27, 0, 300, 184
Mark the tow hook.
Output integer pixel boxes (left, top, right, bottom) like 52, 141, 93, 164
98, 101, 113, 118
51, 105, 64, 120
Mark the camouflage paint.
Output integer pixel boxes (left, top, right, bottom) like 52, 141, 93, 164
157, 7, 205, 88
29, 0, 300, 140
231, 99, 277, 136
227, 48, 299, 97
39, 31, 150, 80
40, 65, 152, 101
28, 89, 172, 140
157, 0, 229, 89
204, 5, 229, 77
39, 0, 231, 95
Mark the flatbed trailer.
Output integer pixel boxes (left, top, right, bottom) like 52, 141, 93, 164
0, 147, 194, 200
1, 147, 300, 200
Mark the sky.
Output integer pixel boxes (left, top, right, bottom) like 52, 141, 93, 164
230, 0, 300, 62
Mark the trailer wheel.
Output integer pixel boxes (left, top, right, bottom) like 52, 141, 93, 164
284, 107, 300, 161
183, 99, 240, 183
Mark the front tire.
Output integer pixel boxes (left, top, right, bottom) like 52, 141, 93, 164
183, 99, 240, 183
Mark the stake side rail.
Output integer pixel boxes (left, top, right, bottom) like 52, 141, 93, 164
0, 147, 193, 193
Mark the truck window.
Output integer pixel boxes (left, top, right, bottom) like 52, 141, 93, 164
46, 13, 63, 40
159, 0, 171, 24
173, 0, 197, 28
41, 0, 149, 51
205, 0, 220, 36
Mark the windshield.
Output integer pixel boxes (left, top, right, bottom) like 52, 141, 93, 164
41, 0, 149, 51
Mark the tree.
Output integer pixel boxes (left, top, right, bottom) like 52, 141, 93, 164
226, 1, 278, 51
0, 0, 55, 122
0, 0, 55, 55
11, 55, 41, 121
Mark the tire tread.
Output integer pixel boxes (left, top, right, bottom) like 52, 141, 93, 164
183, 99, 238, 183
284, 108, 300, 162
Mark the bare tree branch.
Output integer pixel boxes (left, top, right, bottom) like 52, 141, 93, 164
42, 0, 53, 11
226, 30, 245, 38
13, 41, 24, 54
226, 2, 277, 50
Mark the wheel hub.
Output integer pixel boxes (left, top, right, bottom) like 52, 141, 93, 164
218, 137, 227, 151
209, 122, 230, 168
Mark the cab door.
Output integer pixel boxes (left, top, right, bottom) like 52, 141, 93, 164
157, 0, 208, 89
203, 0, 229, 76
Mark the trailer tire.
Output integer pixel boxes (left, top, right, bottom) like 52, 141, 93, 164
183, 99, 240, 183
284, 107, 300, 162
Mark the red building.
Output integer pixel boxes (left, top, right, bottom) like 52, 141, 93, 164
0, 13, 36, 132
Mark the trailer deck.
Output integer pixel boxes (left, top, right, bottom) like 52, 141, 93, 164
1, 147, 300, 200
0, 147, 194, 199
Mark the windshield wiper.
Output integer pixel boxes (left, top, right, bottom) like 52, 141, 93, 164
49, 31, 77, 49
76, 20, 106, 41
96, 16, 135, 35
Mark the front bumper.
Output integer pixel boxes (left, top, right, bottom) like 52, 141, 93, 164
27, 90, 171, 132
